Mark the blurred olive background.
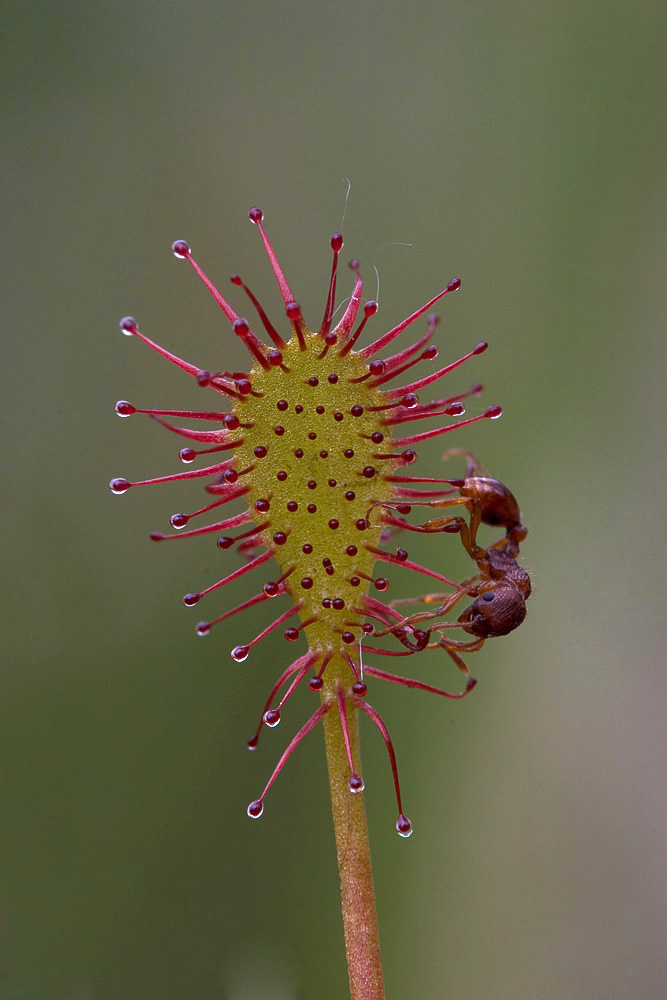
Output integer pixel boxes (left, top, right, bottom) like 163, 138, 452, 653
3, 1, 665, 998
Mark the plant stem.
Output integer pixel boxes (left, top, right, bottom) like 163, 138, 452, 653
322, 680, 385, 1000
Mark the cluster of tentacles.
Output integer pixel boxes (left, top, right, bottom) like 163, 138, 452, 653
111, 208, 527, 836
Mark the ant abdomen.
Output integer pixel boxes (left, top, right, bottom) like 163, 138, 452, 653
462, 477, 525, 535
458, 585, 527, 638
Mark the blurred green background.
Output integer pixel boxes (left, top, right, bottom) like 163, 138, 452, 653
3, 1, 665, 997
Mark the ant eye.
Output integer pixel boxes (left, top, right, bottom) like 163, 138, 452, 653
482, 593, 495, 602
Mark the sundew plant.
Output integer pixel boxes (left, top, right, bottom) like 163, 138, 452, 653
111, 208, 530, 999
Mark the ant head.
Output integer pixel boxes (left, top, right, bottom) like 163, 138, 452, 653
458, 585, 527, 638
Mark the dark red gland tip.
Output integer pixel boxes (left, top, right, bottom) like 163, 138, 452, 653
263, 708, 281, 728
120, 316, 138, 335
247, 800, 264, 818
447, 277, 461, 291
473, 341, 488, 355
331, 233, 344, 252
485, 404, 503, 418
109, 477, 131, 494
172, 240, 191, 258
396, 814, 414, 838
248, 207, 264, 224
115, 400, 135, 417
348, 774, 365, 794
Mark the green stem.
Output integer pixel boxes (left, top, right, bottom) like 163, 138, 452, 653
322, 668, 385, 1000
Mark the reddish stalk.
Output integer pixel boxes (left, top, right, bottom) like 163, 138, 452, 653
321, 654, 385, 1000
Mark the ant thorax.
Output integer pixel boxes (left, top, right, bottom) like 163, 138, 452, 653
485, 546, 532, 599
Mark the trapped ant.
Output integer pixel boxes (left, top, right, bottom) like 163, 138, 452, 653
368, 450, 531, 666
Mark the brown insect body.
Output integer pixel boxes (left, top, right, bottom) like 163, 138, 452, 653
375, 460, 531, 662
453, 479, 531, 638
459, 476, 527, 543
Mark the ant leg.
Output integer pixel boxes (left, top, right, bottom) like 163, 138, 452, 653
367, 496, 470, 528
443, 646, 472, 680
419, 513, 466, 532
403, 589, 469, 619
434, 635, 486, 655
390, 592, 454, 608
389, 571, 482, 611
419, 502, 485, 566
420, 496, 470, 514
464, 499, 485, 558
376, 589, 469, 639
430, 497, 488, 565
417, 513, 478, 563
441, 448, 487, 477
418, 492, 493, 566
